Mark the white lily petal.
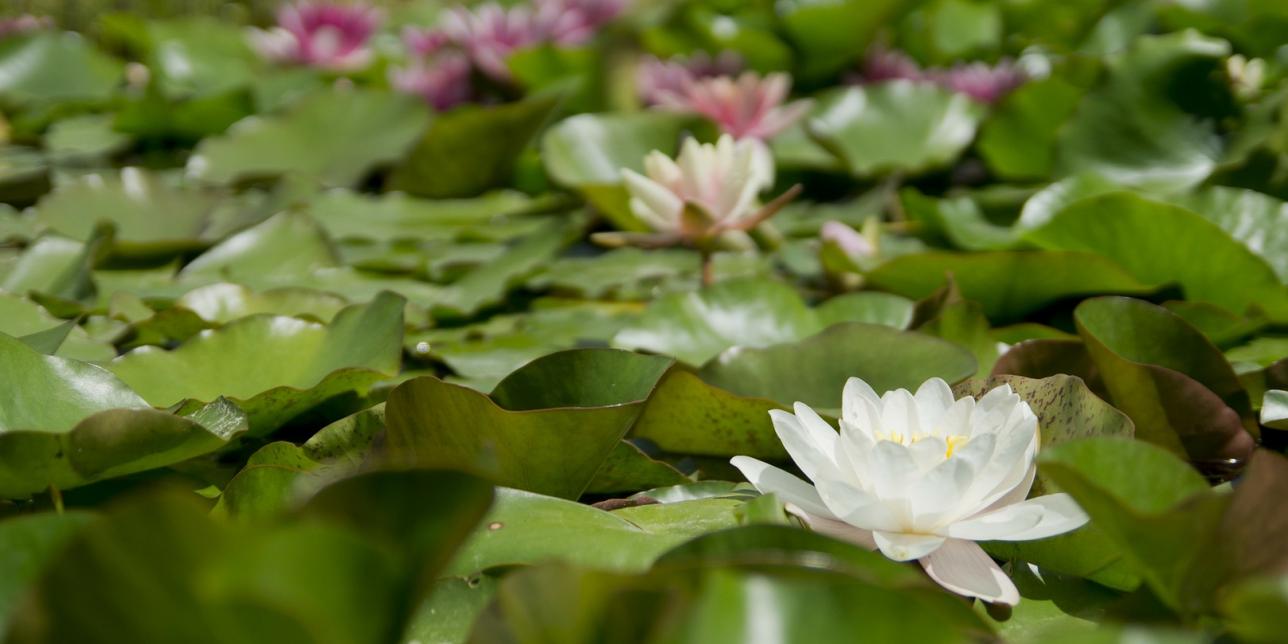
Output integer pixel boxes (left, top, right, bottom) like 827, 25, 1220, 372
792, 401, 839, 455
944, 501, 1043, 540
873, 531, 945, 562
731, 455, 835, 519
768, 409, 839, 482
622, 169, 683, 231
787, 505, 877, 550
982, 494, 1089, 541
816, 477, 902, 533
907, 436, 948, 472
880, 389, 920, 438
909, 453, 976, 524
868, 440, 918, 501
986, 462, 1036, 512
920, 539, 1020, 605
842, 377, 883, 426
914, 378, 955, 428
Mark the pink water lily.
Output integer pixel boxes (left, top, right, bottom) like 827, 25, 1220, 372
439, 0, 623, 81
929, 61, 1027, 104
636, 51, 744, 106
731, 378, 1088, 605
390, 53, 473, 111
856, 47, 1026, 104
0, 14, 53, 39
655, 71, 812, 141
249, 2, 382, 71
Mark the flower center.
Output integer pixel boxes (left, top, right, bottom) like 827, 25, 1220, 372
873, 431, 970, 459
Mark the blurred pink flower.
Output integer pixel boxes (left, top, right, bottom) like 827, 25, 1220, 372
439, 3, 547, 80
636, 51, 744, 106
655, 71, 812, 141
856, 47, 1026, 104
402, 25, 450, 57
533, 0, 627, 44
390, 52, 474, 111
0, 14, 53, 39
929, 61, 1026, 104
859, 47, 923, 83
820, 220, 874, 262
437, 0, 626, 81
249, 2, 383, 72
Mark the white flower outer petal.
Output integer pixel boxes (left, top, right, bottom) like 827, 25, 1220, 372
920, 539, 1020, 605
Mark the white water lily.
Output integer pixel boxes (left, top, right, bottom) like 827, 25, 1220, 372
731, 377, 1088, 605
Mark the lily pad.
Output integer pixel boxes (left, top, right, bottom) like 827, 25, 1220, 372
34, 168, 221, 257
864, 250, 1156, 321
385, 348, 672, 499
1026, 192, 1288, 321
0, 331, 249, 498
1074, 297, 1256, 465
807, 81, 984, 177
178, 211, 340, 284
308, 189, 538, 243
107, 293, 404, 434
698, 322, 978, 410
0, 291, 114, 361
187, 89, 431, 187
613, 277, 914, 366
388, 94, 562, 198
0, 33, 123, 106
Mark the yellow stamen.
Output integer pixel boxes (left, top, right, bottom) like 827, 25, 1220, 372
944, 435, 968, 458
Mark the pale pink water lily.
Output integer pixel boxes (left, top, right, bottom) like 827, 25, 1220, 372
0, 14, 53, 39
859, 46, 923, 84
929, 61, 1026, 104
439, 3, 546, 80
390, 53, 473, 111
402, 25, 451, 57
249, 2, 382, 71
655, 71, 812, 141
621, 135, 773, 237
439, 0, 622, 81
636, 51, 744, 106
532, 0, 627, 45
856, 47, 1026, 104
731, 378, 1088, 605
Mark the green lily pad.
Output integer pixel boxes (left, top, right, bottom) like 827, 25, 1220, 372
388, 94, 562, 198
8, 469, 493, 644
1075, 297, 1256, 465
179, 211, 339, 284
433, 218, 584, 319
308, 189, 538, 243
187, 88, 430, 187
445, 488, 744, 576
34, 168, 221, 257
0, 33, 123, 106
807, 81, 984, 177
631, 368, 787, 460
173, 283, 348, 324
385, 348, 672, 499
0, 511, 95, 634
1027, 192, 1288, 321
44, 114, 131, 165
0, 331, 249, 498
107, 293, 404, 434
612, 277, 913, 366
531, 247, 701, 299
864, 250, 1156, 321
1056, 32, 1228, 192
1170, 186, 1288, 283
978, 76, 1085, 181
0, 291, 114, 361
697, 322, 978, 410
